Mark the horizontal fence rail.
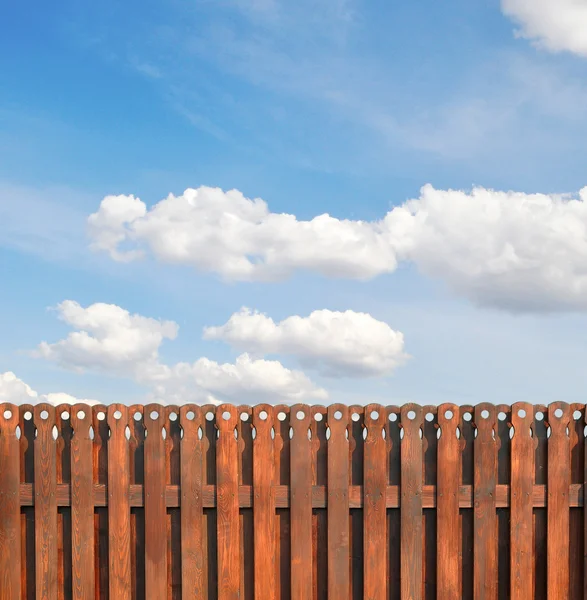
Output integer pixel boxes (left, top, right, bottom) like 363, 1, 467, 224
0, 401, 585, 599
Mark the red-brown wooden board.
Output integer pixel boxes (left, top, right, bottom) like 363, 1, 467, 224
216, 404, 240, 600
400, 404, 423, 600
364, 404, 387, 600
421, 406, 437, 600
70, 405, 95, 599
2, 401, 587, 597
238, 405, 254, 600
273, 404, 291, 600
547, 402, 570, 599
107, 404, 131, 599
179, 404, 204, 599
34, 403, 58, 599
327, 404, 350, 600
144, 404, 167, 598
437, 403, 461, 599
253, 404, 276, 600
510, 402, 534, 600
290, 404, 313, 600
0, 404, 21, 598
473, 403, 497, 600
568, 403, 583, 600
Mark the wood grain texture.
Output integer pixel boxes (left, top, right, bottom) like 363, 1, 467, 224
70, 405, 95, 599
144, 404, 167, 599
510, 402, 534, 600
179, 405, 204, 599
327, 404, 349, 600
0, 404, 21, 599
290, 404, 313, 600
252, 405, 275, 600
216, 405, 240, 600
547, 402, 570, 599
107, 404, 131, 600
2, 401, 587, 598
363, 404, 387, 600
400, 404, 423, 600
473, 404, 497, 600
34, 403, 58, 599
437, 403, 461, 599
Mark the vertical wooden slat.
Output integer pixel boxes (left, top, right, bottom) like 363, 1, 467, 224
252, 405, 275, 600
70, 405, 95, 599
533, 405, 548, 600
364, 404, 387, 600
180, 405, 204, 599
421, 406, 437, 600
144, 404, 167, 599
107, 404, 131, 600
216, 404, 240, 600
290, 404, 313, 600
510, 402, 534, 600
34, 403, 58, 599
238, 406, 254, 600
568, 404, 583, 600
129, 405, 145, 600
387, 407, 401, 600
273, 405, 291, 600
327, 404, 349, 600
437, 403, 461, 599
0, 404, 21, 598
400, 404, 423, 600
547, 402, 570, 599
473, 404, 497, 600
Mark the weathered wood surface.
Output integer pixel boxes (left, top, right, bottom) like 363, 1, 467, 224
0, 402, 582, 597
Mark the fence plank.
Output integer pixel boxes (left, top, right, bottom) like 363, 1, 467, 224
473, 404, 497, 600
217, 405, 240, 600
364, 404, 387, 600
253, 405, 276, 600
437, 403, 461, 599
34, 404, 58, 599
547, 402, 570, 599
179, 405, 204, 599
400, 404, 423, 600
327, 404, 350, 600
70, 406, 95, 599
510, 402, 534, 600
290, 404, 313, 600
3, 401, 587, 597
107, 404, 131, 600
143, 404, 167, 599
0, 404, 21, 599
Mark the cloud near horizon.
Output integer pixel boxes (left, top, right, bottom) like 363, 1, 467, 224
34, 301, 340, 404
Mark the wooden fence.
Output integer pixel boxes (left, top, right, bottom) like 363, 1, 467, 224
0, 401, 585, 599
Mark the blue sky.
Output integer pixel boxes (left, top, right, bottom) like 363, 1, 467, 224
2, 0, 587, 406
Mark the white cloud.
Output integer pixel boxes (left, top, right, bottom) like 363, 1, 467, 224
36, 300, 178, 375
0, 371, 98, 406
88, 187, 396, 281
204, 307, 408, 376
502, 0, 587, 57
35, 301, 328, 404
147, 353, 327, 404
89, 184, 587, 312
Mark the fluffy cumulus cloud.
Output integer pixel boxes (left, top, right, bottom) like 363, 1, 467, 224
204, 307, 408, 376
35, 301, 327, 404
88, 187, 397, 281
36, 300, 178, 375
89, 184, 587, 312
501, 0, 587, 57
0, 371, 98, 406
